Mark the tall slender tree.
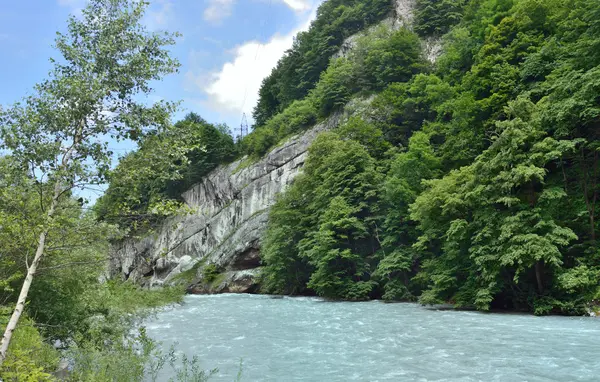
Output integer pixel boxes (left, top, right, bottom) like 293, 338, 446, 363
0, 0, 179, 365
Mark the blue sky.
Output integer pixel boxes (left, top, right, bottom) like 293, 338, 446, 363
0, 0, 322, 201
0, 0, 322, 137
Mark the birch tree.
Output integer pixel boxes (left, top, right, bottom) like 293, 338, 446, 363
0, 0, 179, 366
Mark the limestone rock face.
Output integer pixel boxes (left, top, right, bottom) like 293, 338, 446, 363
108, 114, 342, 292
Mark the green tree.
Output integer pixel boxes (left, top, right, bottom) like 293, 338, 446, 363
304, 196, 374, 300
0, 157, 36, 302
359, 28, 426, 90
312, 58, 357, 117
371, 74, 456, 147
261, 184, 314, 295
337, 116, 392, 159
414, 0, 468, 37
375, 131, 440, 301
0, 0, 179, 365
96, 113, 235, 231
411, 98, 579, 312
262, 132, 383, 300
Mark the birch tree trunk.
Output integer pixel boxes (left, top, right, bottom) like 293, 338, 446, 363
0, 185, 60, 366
0, 129, 80, 368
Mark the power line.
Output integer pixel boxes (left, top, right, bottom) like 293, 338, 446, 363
238, 113, 249, 142
238, 0, 274, 127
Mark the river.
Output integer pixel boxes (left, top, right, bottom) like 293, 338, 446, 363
145, 294, 599, 381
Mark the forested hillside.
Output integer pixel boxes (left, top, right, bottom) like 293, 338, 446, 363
98, 0, 600, 315
258, 0, 600, 316
252, 0, 394, 125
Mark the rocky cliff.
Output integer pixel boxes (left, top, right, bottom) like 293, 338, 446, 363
108, 113, 343, 293
109, 0, 436, 294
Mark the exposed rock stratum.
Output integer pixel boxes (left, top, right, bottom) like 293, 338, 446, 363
108, 114, 341, 293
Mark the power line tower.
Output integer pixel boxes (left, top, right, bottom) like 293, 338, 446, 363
238, 113, 249, 142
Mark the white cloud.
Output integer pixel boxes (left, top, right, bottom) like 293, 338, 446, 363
193, 7, 318, 121
203, 0, 311, 25
280, 0, 312, 12
57, 0, 82, 6
203, 0, 237, 24
204, 36, 294, 115
146, 0, 174, 30
57, 0, 86, 16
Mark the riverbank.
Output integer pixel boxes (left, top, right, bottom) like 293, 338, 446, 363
0, 282, 186, 381
184, 278, 600, 317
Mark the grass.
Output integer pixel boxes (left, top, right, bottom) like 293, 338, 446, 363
169, 259, 227, 291
171, 258, 206, 285
102, 281, 186, 314
209, 272, 227, 288
232, 156, 259, 175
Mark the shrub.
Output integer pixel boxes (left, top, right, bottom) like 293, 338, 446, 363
0, 311, 59, 381
414, 0, 467, 37
202, 264, 222, 284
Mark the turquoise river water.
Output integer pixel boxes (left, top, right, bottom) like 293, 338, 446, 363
145, 294, 600, 381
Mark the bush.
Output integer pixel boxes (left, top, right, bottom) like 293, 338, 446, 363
240, 126, 278, 158
363, 28, 426, 89
202, 264, 222, 284
414, 0, 467, 37
0, 311, 59, 381
272, 98, 318, 137
312, 58, 358, 117
240, 96, 319, 158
